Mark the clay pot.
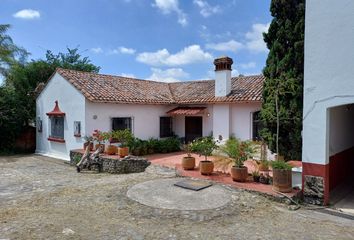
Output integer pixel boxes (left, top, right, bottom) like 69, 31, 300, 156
118, 147, 129, 157
95, 144, 105, 152
231, 166, 248, 182
199, 160, 214, 175
83, 142, 93, 151
182, 156, 195, 170
272, 169, 292, 193
105, 145, 118, 155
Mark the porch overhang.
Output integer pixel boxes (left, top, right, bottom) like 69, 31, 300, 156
167, 107, 206, 115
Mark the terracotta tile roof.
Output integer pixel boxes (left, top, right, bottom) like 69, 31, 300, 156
167, 107, 207, 115
51, 68, 264, 104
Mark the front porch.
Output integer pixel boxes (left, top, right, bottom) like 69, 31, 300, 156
167, 106, 211, 143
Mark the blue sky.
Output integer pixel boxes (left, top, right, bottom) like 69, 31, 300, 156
1, 0, 272, 82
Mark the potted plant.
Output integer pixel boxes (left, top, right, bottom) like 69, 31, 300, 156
217, 138, 254, 182
92, 130, 105, 152
83, 135, 93, 151
112, 129, 133, 157
181, 144, 195, 170
101, 131, 117, 155
271, 160, 292, 192
190, 137, 218, 175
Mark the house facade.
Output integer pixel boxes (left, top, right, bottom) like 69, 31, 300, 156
303, 0, 354, 205
36, 56, 264, 160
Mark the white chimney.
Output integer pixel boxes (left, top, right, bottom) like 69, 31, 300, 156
214, 56, 233, 97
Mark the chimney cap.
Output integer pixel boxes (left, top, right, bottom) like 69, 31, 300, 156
214, 56, 233, 71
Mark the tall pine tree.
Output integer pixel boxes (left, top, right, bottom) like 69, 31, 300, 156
261, 0, 305, 160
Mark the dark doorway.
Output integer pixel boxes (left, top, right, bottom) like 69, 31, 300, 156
185, 116, 203, 143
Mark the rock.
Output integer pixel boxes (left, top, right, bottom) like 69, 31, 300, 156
303, 175, 324, 205
62, 228, 75, 235
288, 205, 301, 211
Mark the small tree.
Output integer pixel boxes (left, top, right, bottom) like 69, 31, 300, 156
190, 137, 218, 161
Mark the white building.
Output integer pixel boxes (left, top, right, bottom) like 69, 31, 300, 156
303, 0, 354, 205
36, 56, 264, 160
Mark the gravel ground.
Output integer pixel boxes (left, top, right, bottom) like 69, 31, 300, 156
0, 155, 353, 240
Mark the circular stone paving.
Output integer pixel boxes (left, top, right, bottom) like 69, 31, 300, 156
126, 178, 231, 210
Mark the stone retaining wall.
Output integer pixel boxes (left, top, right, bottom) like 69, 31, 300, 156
70, 150, 151, 174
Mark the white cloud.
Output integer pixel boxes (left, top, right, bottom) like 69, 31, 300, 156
90, 47, 103, 54
206, 40, 244, 53
231, 69, 240, 77
136, 45, 213, 66
148, 68, 189, 82
239, 61, 256, 69
118, 47, 136, 54
153, 0, 188, 26
245, 23, 270, 53
13, 9, 40, 19
121, 73, 136, 78
193, 0, 221, 17
109, 46, 136, 55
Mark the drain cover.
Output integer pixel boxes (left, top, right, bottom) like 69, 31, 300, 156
174, 179, 212, 191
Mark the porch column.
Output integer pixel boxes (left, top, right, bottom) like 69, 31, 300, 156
212, 104, 230, 143
302, 107, 329, 205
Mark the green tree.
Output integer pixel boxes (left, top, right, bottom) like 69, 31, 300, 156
0, 86, 27, 151
260, 0, 305, 160
0, 24, 27, 77
1, 47, 100, 152
6, 48, 100, 123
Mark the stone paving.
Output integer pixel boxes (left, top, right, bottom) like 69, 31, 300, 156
0, 154, 354, 240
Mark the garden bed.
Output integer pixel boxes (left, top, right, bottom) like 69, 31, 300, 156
70, 149, 151, 174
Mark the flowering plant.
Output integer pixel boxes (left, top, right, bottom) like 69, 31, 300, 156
92, 130, 104, 144
189, 137, 218, 161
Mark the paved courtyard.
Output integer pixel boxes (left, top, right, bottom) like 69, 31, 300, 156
0, 155, 353, 240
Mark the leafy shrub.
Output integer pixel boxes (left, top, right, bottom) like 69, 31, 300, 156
190, 136, 218, 161
73, 154, 81, 164
111, 129, 133, 147
219, 138, 255, 168
271, 160, 292, 170
128, 136, 180, 156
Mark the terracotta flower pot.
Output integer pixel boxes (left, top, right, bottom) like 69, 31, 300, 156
105, 145, 118, 155
272, 169, 292, 193
83, 142, 93, 151
182, 156, 195, 170
231, 166, 248, 182
95, 144, 105, 152
199, 160, 214, 175
118, 147, 129, 157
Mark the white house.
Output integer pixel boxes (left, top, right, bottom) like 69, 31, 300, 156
36, 56, 264, 160
303, 0, 354, 205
